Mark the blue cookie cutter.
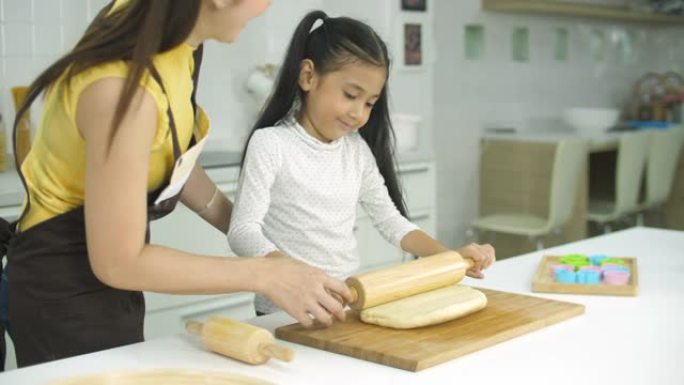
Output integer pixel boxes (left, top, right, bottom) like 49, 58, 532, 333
554, 269, 577, 284
589, 254, 609, 266
576, 269, 601, 284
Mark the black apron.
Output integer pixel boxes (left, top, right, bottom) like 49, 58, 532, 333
0, 45, 203, 368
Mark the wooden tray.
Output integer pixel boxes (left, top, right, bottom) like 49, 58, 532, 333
531, 255, 639, 296
276, 288, 584, 372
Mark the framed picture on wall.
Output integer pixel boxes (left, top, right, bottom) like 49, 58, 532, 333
403, 23, 423, 67
401, 0, 427, 12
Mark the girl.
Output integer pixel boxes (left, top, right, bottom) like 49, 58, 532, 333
0, 0, 350, 369
228, 10, 496, 316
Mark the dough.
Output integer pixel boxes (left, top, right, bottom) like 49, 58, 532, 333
359, 285, 487, 329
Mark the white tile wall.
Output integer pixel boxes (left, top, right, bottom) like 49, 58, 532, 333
0, 0, 428, 155
33, 0, 62, 24
2, 0, 436, 155
432, 0, 684, 248
3, 0, 33, 22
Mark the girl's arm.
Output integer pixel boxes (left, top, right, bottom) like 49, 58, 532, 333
226, 131, 281, 257
78, 78, 348, 326
399, 230, 495, 278
357, 142, 494, 277
399, 229, 448, 256
181, 164, 232, 234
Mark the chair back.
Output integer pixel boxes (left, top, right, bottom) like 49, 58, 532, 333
644, 126, 684, 208
614, 131, 651, 215
547, 139, 588, 230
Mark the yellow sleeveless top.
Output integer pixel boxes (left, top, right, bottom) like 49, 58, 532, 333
18, 42, 209, 231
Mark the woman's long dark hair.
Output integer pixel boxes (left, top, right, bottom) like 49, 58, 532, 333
13, 0, 201, 153
244, 10, 408, 218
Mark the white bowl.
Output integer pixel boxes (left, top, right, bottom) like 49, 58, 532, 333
392, 114, 422, 151
563, 107, 620, 135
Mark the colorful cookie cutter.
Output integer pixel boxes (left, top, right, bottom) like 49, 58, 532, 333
559, 254, 590, 270
576, 269, 601, 284
603, 270, 630, 285
601, 264, 630, 273
554, 269, 577, 284
550, 264, 574, 274
601, 258, 626, 266
589, 254, 609, 266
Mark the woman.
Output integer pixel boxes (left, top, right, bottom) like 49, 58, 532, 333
0, 0, 350, 369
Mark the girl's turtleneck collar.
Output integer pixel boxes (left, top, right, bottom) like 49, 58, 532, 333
284, 115, 343, 152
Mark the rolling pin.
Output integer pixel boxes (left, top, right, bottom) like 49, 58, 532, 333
345, 250, 474, 310
186, 316, 294, 365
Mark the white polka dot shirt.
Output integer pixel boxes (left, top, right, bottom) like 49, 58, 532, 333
227, 117, 418, 313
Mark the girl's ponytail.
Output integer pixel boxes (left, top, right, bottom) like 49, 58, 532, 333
249, 11, 327, 130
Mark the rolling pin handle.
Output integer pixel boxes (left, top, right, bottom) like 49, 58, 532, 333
185, 320, 204, 335
348, 286, 358, 305
464, 257, 475, 269
260, 343, 294, 362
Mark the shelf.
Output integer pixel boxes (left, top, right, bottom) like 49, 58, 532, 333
482, 0, 684, 24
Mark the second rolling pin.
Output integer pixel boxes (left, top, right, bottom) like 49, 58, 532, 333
186, 317, 293, 365
345, 250, 474, 310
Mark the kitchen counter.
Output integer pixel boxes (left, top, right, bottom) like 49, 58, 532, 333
0, 148, 433, 209
0, 168, 22, 208
1, 227, 681, 384
198, 150, 243, 169
0, 151, 243, 210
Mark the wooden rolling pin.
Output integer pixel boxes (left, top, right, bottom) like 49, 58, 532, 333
186, 317, 293, 365
345, 250, 474, 310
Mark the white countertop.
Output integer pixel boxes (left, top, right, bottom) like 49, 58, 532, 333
1, 227, 682, 384
0, 152, 433, 210
0, 168, 22, 208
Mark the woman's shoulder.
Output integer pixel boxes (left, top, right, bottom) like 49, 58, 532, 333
68, 60, 129, 89
60, 61, 165, 122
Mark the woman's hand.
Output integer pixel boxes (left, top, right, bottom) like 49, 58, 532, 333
456, 243, 496, 279
257, 252, 352, 327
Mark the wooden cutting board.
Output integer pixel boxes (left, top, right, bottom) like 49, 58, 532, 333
275, 288, 584, 372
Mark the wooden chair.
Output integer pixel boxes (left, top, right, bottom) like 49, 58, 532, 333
636, 126, 684, 226
588, 131, 651, 233
470, 139, 587, 250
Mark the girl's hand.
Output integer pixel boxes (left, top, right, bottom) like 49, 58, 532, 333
456, 243, 496, 279
258, 252, 352, 327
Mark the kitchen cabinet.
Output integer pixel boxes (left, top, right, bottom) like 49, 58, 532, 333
482, 0, 684, 24
353, 214, 402, 271
0, 206, 19, 223
145, 166, 249, 340
1, 206, 20, 370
